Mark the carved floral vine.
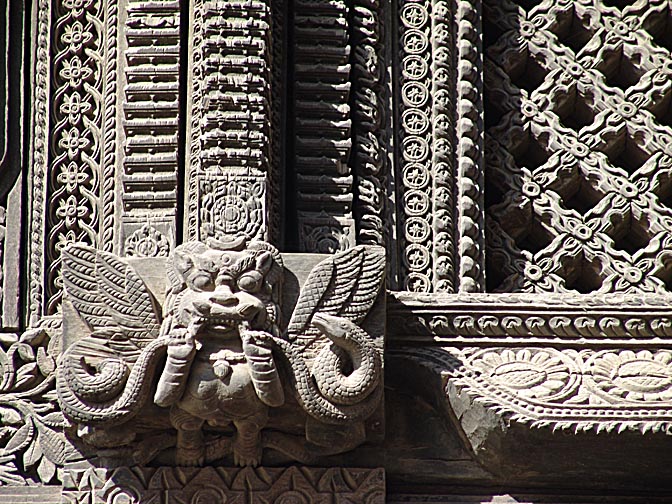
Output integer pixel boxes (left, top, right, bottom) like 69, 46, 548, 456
0, 323, 77, 486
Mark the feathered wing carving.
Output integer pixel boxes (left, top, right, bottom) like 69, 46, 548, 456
62, 244, 161, 361
286, 245, 385, 355
58, 244, 167, 425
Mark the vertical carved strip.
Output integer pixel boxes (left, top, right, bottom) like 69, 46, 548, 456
45, 0, 107, 314
0, 208, 5, 326
292, 0, 356, 252
29, 0, 130, 318
395, 0, 482, 292
185, 0, 203, 241
351, 0, 388, 248
455, 0, 484, 292
185, 0, 274, 242
0, 0, 25, 329
431, 0, 454, 293
0, 1, 9, 324
396, 0, 433, 291
269, 0, 285, 246
100, 0, 117, 253
119, 0, 180, 257
27, 0, 50, 324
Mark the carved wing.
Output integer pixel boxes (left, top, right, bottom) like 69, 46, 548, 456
286, 245, 385, 354
62, 244, 162, 359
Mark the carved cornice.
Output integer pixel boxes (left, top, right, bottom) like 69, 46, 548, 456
389, 289, 672, 439
388, 291, 672, 346
393, 345, 672, 436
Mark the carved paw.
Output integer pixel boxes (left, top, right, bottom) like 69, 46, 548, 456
232, 434, 263, 467
175, 446, 205, 467
166, 328, 196, 359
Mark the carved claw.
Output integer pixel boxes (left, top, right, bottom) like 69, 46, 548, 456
175, 446, 205, 467
232, 420, 263, 467
232, 434, 263, 467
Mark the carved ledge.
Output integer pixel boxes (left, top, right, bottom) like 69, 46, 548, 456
388, 291, 672, 484
391, 346, 672, 486
61, 466, 385, 503
388, 291, 672, 345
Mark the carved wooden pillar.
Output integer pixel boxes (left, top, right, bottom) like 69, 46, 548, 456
394, 0, 485, 293
116, 0, 182, 258
287, 0, 390, 254
184, 0, 277, 244
0, 0, 24, 330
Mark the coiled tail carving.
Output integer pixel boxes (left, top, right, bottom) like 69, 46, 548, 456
311, 313, 381, 405
269, 314, 382, 424
57, 338, 168, 426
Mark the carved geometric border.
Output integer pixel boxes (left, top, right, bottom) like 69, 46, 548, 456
61, 466, 385, 503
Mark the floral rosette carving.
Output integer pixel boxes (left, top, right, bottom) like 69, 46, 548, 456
466, 348, 580, 402
585, 350, 672, 404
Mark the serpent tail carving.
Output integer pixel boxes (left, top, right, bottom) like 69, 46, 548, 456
57, 338, 168, 425
310, 313, 381, 405
269, 316, 382, 425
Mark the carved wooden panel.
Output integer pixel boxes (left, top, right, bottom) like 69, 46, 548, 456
28, 0, 122, 318
184, 0, 275, 243
0, 0, 24, 330
289, 0, 389, 254
290, 0, 355, 251
485, 0, 672, 294
118, 0, 181, 257
61, 466, 385, 503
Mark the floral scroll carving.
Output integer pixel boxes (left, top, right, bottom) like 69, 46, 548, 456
0, 320, 78, 486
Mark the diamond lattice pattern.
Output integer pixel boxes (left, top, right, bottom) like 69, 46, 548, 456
485, 0, 672, 294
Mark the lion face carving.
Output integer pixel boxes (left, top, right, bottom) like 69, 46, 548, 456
58, 239, 384, 467
166, 239, 283, 336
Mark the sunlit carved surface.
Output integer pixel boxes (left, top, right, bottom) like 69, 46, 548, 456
485, 0, 672, 294
57, 240, 385, 467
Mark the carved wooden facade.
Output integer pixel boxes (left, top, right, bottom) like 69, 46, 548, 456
1, 0, 672, 501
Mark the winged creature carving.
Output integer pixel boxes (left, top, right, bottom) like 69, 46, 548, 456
57, 238, 385, 466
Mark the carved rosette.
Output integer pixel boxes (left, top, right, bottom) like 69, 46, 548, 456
198, 174, 267, 242
123, 224, 171, 258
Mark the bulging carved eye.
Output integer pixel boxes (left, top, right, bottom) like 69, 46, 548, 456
189, 273, 214, 292
237, 271, 263, 293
